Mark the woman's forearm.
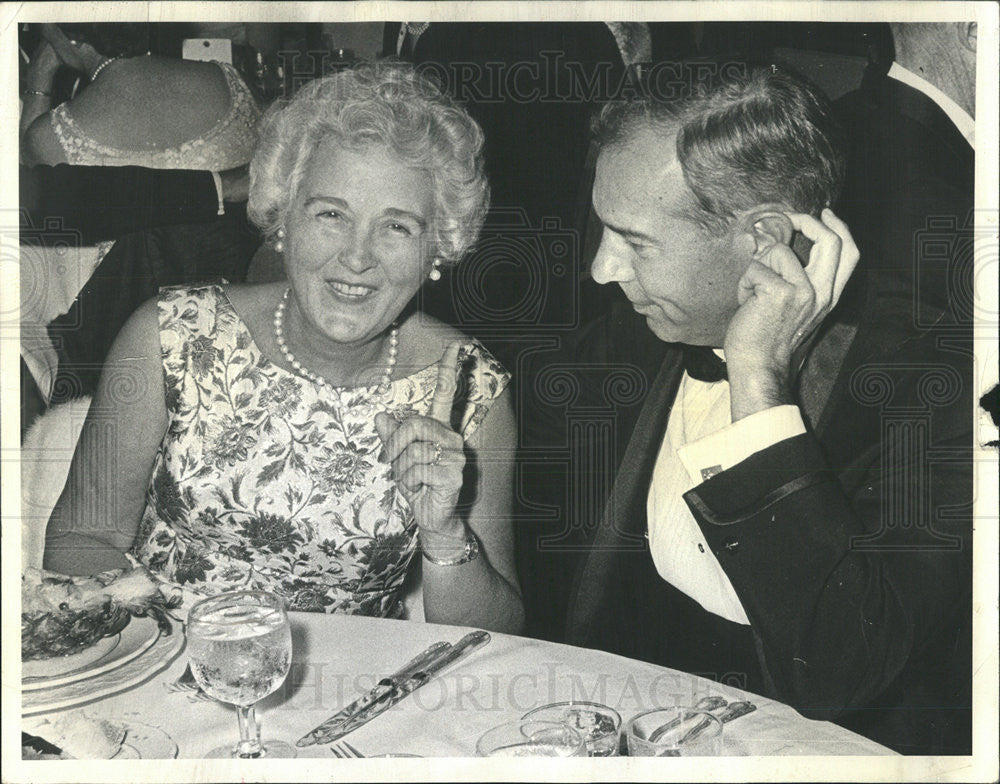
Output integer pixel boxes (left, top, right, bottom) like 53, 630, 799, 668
20, 45, 59, 138
422, 557, 525, 634
20, 95, 53, 137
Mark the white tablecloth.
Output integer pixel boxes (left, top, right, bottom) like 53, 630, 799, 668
22, 611, 894, 759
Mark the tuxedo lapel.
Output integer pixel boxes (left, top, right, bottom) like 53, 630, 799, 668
566, 347, 685, 645
566, 315, 860, 645
798, 269, 868, 437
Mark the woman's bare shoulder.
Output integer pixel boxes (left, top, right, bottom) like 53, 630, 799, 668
90, 55, 228, 96
399, 312, 475, 367
219, 281, 286, 318
217, 281, 286, 338
69, 56, 231, 135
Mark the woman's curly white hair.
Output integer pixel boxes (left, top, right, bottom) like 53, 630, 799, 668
248, 62, 490, 265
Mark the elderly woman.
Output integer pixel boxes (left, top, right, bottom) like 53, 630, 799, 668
44, 63, 524, 633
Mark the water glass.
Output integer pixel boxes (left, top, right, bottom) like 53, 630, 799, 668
476, 719, 586, 757
626, 708, 723, 756
522, 701, 622, 756
187, 590, 294, 758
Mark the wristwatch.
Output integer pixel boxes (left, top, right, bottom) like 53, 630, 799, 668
422, 530, 480, 567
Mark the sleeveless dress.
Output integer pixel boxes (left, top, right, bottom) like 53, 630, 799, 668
130, 286, 510, 616
50, 61, 259, 170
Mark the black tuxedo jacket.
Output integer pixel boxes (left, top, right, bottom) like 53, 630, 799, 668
20, 164, 224, 245
834, 66, 974, 326
521, 70, 974, 754
20, 164, 259, 401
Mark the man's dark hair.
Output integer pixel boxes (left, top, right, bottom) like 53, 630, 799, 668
593, 65, 847, 233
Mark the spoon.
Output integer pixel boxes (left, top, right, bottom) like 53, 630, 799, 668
677, 701, 758, 746
647, 696, 729, 743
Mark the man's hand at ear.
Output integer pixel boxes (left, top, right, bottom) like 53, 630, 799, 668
725, 208, 859, 421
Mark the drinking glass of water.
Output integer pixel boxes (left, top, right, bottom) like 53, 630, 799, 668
626, 708, 723, 756
187, 590, 295, 758
476, 719, 585, 757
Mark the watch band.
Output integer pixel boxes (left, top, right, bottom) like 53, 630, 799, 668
422, 530, 480, 567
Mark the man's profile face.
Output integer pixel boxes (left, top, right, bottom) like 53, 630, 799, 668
590, 128, 749, 347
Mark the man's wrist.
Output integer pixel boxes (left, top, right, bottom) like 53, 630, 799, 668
727, 365, 793, 421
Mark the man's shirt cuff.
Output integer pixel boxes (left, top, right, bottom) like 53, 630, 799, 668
678, 404, 806, 483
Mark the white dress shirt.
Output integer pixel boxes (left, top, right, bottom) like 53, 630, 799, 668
647, 354, 805, 625
888, 62, 975, 149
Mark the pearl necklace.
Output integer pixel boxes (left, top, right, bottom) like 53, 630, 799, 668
90, 56, 122, 83
273, 288, 398, 397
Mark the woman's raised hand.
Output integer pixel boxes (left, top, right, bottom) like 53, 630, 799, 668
374, 341, 467, 538
25, 39, 62, 93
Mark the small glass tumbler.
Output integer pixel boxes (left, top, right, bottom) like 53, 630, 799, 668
626, 708, 723, 756
522, 701, 622, 756
476, 719, 586, 758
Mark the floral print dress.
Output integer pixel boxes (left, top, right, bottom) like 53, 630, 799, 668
131, 285, 510, 615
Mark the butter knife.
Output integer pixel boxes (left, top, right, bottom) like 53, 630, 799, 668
322, 630, 492, 744
296, 640, 450, 747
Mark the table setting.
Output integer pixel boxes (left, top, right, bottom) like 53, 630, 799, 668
19, 568, 897, 762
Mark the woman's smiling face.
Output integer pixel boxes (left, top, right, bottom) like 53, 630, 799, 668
283, 139, 435, 348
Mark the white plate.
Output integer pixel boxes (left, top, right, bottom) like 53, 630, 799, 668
22, 635, 120, 681
23, 617, 160, 691
112, 722, 178, 760
22, 626, 185, 716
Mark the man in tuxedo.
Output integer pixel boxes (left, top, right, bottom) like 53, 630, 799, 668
818, 25, 977, 751
834, 22, 975, 329
521, 64, 973, 754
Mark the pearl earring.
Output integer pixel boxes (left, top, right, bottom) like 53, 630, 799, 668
274, 228, 285, 253
428, 258, 442, 281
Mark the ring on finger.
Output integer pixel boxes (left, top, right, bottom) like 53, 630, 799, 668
430, 441, 443, 466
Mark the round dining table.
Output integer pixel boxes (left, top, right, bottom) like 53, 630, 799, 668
21, 608, 895, 762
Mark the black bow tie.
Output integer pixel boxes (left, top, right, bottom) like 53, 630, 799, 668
681, 345, 728, 383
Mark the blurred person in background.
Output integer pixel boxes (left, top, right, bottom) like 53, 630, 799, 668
19, 22, 262, 402
21, 22, 259, 169
828, 22, 977, 753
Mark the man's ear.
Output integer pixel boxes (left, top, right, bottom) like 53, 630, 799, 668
740, 206, 794, 260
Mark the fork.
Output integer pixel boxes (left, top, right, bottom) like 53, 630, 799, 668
330, 741, 365, 758
166, 664, 213, 702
